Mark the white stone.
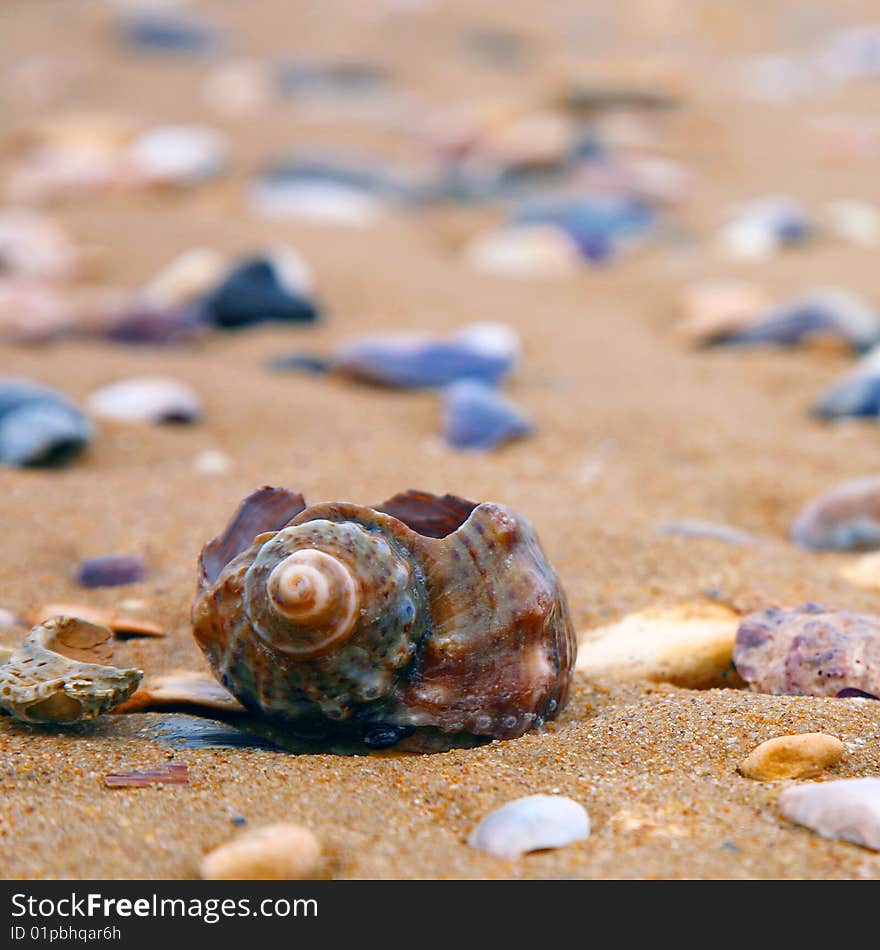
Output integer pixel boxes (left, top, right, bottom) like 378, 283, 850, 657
127, 125, 227, 186
779, 778, 880, 851
468, 795, 590, 859
466, 225, 580, 278
827, 200, 880, 247
249, 179, 382, 226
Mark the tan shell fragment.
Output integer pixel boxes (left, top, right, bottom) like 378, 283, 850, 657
199, 824, 323, 880
576, 602, 744, 688
116, 670, 245, 715
0, 616, 142, 723
31, 602, 165, 637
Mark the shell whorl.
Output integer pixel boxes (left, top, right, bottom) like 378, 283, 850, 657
264, 549, 359, 658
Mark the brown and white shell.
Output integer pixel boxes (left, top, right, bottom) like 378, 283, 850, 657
192, 487, 576, 746
0, 615, 142, 723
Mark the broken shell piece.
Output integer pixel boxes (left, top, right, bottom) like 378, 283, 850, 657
826, 200, 880, 247
813, 345, 880, 420
104, 762, 189, 788
0, 280, 75, 344
0, 379, 93, 467
138, 248, 226, 311
87, 377, 202, 424
576, 602, 743, 688
840, 551, 880, 590
467, 795, 590, 859
719, 196, 812, 260
779, 777, 880, 851
792, 475, 880, 550
0, 616, 142, 723
334, 323, 520, 389
442, 379, 533, 450
733, 603, 880, 697
115, 670, 245, 715
675, 280, 770, 346
707, 288, 880, 352
126, 125, 227, 187
30, 602, 165, 638
0, 209, 77, 280
465, 225, 581, 279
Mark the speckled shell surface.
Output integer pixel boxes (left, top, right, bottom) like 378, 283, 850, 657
192, 487, 575, 743
0, 616, 142, 723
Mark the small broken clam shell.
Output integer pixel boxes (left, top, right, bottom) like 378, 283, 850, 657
0, 616, 142, 723
30, 602, 165, 638
87, 377, 202, 424
0, 379, 93, 467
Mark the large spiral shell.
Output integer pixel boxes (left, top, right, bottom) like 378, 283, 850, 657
192, 487, 575, 745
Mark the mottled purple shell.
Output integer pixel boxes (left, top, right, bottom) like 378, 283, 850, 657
733, 603, 880, 697
191, 487, 575, 744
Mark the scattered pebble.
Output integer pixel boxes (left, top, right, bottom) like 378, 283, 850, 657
826, 199, 880, 247
334, 322, 519, 389
839, 551, 880, 590
733, 603, 880, 697
467, 795, 590, 859
193, 449, 232, 475
0, 209, 76, 280
138, 248, 226, 311
791, 475, 880, 550
576, 602, 743, 688
118, 14, 222, 56
0, 280, 75, 343
199, 824, 323, 880
88, 377, 202, 424
779, 778, 880, 851
126, 125, 227, 187
104, 763, 190, 789
675, 280, 770, 346
442, 379, 532, 450
738, 733, 845, 781
76, 554, 146, 589
0, 378, 93, 467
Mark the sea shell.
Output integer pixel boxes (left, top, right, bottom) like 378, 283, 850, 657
733, 603, 880, 697
791, 475, 880, 550
333, 323, 520, 389
0, 615, 142, 723
779, 778, 880, 851
30, 601, 165, 638
192, 486, 575, 746
0, 379, 93, 467
674, 280, 771, 347
202, 253, 318, 329
813, 346, 880, 419
442, 380, 533, 450
87, 377, 202, 424
707, 289, 880, 352
467, 795, 590, 859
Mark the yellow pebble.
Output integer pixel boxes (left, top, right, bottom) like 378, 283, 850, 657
738, 733, 844, 782
199, 823, 322, 880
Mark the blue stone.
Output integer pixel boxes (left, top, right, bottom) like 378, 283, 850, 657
442, 380, 532, 450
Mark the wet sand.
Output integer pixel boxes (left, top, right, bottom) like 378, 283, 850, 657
2, 0, 880, 879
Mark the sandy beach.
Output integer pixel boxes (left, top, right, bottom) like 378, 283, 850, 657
2, 0, 880, 879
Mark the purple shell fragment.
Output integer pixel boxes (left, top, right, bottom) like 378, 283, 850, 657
77, 554, 146, 589
733, 603, 880, 697
836, 687, 880, 700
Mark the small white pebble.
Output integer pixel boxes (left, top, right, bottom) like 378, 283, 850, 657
467, 794, 590, 859
193, 449, 232, 475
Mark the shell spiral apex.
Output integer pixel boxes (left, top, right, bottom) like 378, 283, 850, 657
192, 486, 576, 748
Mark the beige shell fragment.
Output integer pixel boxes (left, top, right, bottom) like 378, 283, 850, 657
116, 670, 245, 715
839, 552, 880, 591
576, 602, 743, 688
31, 602, 165, 637
0, 616, 142, 724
